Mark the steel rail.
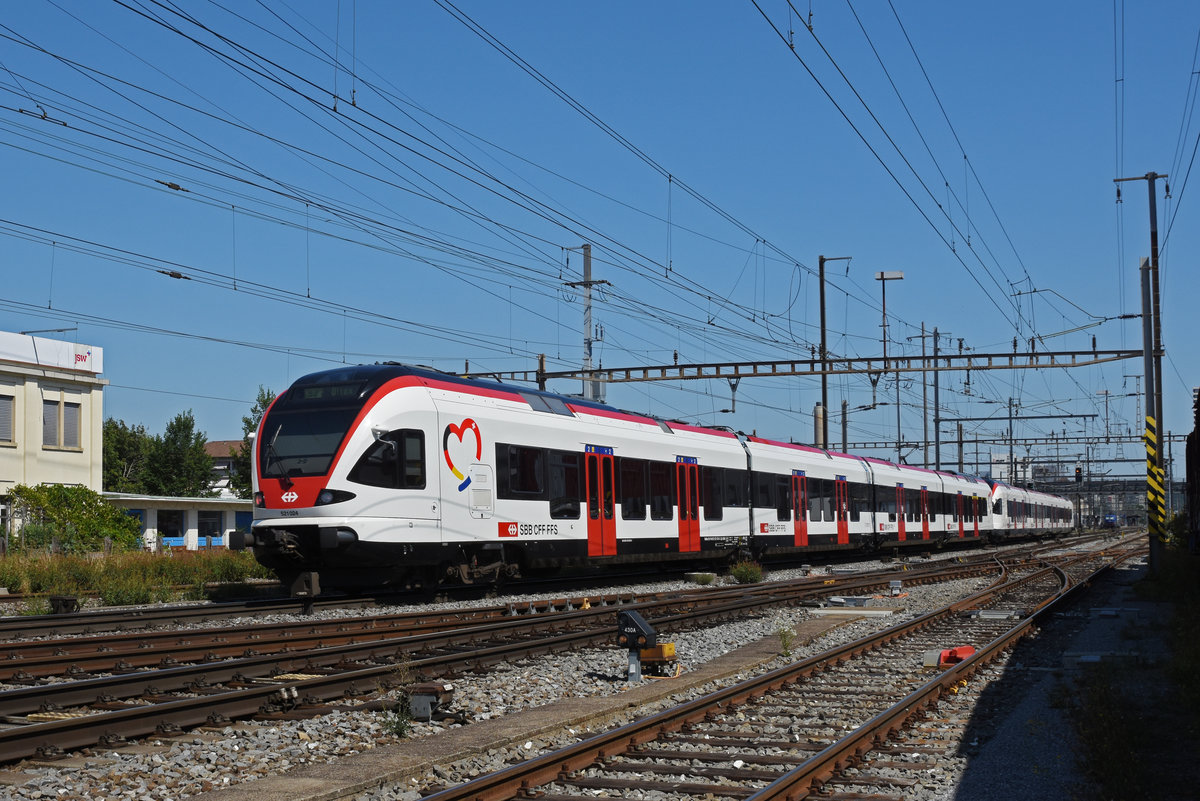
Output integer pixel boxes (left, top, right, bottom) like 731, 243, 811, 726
742, 548, 1139, 799
0, 555, 1009, 683
411, 548, 1134, 801
0, 556, 1016, 762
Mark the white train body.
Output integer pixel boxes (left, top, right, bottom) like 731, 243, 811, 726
232, 364, 1074, 590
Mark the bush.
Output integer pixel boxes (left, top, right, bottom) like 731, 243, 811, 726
9, 484, 141, 552
730, 560, 763, 584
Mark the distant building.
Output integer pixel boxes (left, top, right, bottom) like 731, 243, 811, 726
204, 439, 243, 498
0, 330, 106, 501
105, 493, 251, 550
0, 329, 254, 550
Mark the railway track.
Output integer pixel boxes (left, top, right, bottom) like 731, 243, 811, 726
0, 535, 1094, 641
407, 545, 1137, 801
0, 551, 1028, 763
0, 547, 1061, 686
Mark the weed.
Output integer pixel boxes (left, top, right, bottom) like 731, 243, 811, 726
380, 696, 413, 738
97, 572, 156, 606
0, 549, 273, 607
20, 597, 50, 616
690, 572, 715, 586
1069, 662, 1150, 797
1046, 679, 1072, 710
730, 560, 763, 584
776, 626, 796, 656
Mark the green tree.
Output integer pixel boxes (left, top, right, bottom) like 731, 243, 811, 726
143, 410, 216, 497
103, 417, 153, 493
230, 385, 277, 499
10, 483, 142, 551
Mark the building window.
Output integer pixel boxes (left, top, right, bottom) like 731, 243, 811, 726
158, 509, 186, 548
42, 399, 82, 450
198, 511, 224, 548
0, 396, 12, 444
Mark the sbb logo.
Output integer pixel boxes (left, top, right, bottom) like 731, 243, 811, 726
498, 522, 518, 538
281, 491, 299, 503
759, 523, 769, 533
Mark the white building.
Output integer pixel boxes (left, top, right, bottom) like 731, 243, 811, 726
0, 331, 106, 495
0, 330, 252, 549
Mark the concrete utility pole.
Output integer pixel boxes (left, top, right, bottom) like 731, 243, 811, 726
876, 271, 904, 462
565, 243, 610, 403
933, 328, 941, 470
1008, 398, 1016, 484
582, 244, 596, 402
922, 324, 928, 468
907, 325, 937, 468
818, 255, 851, 450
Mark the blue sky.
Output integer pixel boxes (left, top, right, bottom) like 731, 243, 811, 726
1, 1, 1196, 484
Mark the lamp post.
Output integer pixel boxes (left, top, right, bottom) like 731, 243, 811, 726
876, 271, 904, 462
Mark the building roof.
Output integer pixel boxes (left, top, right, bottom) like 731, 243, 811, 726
205, 440, 243, 459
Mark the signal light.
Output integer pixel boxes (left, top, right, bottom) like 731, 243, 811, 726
1074, 467, 1082, 483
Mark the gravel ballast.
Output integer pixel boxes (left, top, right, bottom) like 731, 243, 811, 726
0, 540, 1142, 800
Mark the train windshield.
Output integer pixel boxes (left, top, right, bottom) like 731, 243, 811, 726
259, 381, 370, 479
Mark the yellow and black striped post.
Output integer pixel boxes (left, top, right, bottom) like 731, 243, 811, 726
1146, 415, 1168, 543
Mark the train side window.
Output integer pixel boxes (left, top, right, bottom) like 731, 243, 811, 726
619, 457, 647, 520
496, 444, 546, 499
649, 461, 674, 520
808, 478, 832, 522
879, 486, 897, 522
348, 429, 425, 489
775, 475, 790, 521
807, 477, 821, 522
548, 451, 582, 519
848, 482, 870, 521
401, 431, 425, 488
906, 488, 921, 522
993, 498, 1003, 516
752, 471, 775, 510
701, 466, 724, 521
723, 468, 748, 508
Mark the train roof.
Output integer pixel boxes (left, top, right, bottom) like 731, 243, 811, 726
286, 365, 1068, 504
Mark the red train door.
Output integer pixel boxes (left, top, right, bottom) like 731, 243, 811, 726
791, 471, 808, 546
895, 484, 906, 541
835, 476, 849, 544
676, 457, 700, 552
585, 446, 616, 557
920, 487, 931, 539
956, 492, 965, 538
973, 497, 981, 538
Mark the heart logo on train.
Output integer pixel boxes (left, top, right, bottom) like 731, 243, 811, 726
443, 418, 481, 492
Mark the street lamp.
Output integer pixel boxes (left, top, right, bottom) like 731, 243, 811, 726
876, 271, 904, 462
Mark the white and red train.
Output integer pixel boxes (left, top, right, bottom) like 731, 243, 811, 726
231, 364, 1074, 592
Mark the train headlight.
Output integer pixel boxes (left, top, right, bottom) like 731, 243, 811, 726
316, 489, 357, 506
253, 492, 264, 508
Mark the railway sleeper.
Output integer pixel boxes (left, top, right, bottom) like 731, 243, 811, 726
559, 774, 758, 798
827, 772, 921, 788
603, 759, 782, 782
631, 746, 807, 767
669, 729, 829, 751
